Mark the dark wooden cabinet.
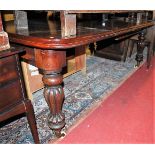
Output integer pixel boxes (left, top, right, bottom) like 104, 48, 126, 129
0, 54, 24, 110
0, 48, 40, 143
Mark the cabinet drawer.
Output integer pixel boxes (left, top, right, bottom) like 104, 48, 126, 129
0, 56, 18, 85
0, 80, 24, 111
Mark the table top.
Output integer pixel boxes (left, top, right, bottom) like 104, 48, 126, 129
6, 18, 154, 49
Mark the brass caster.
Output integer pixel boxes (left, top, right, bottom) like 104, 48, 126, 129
54, 130, 66, 138
134, 65, 138, 68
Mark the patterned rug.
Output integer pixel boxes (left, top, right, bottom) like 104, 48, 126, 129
0, 50, 147, 144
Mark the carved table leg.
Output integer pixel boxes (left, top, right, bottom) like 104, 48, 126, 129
135, 31, 146, 67
35, 49, 66, 138
42, 71, 65, 138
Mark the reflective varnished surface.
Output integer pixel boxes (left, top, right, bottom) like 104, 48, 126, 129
6, 18, 154, 49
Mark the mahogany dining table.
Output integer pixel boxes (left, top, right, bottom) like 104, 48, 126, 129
5, 11, 154, 137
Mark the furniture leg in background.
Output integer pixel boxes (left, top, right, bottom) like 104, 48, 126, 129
131, 31, 152, 68
135, 31, 146, 67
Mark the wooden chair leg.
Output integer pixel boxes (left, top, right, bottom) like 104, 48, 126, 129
153, 39, 155, 56
25, 100, 40, 144
89, 43, 96, 55
129, 39, 135, 57
123, 39, 130, 62
146, 43, 152, 69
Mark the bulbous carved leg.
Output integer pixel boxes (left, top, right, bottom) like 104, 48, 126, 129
42, 71, 65, 138
135, 31, 146, 67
